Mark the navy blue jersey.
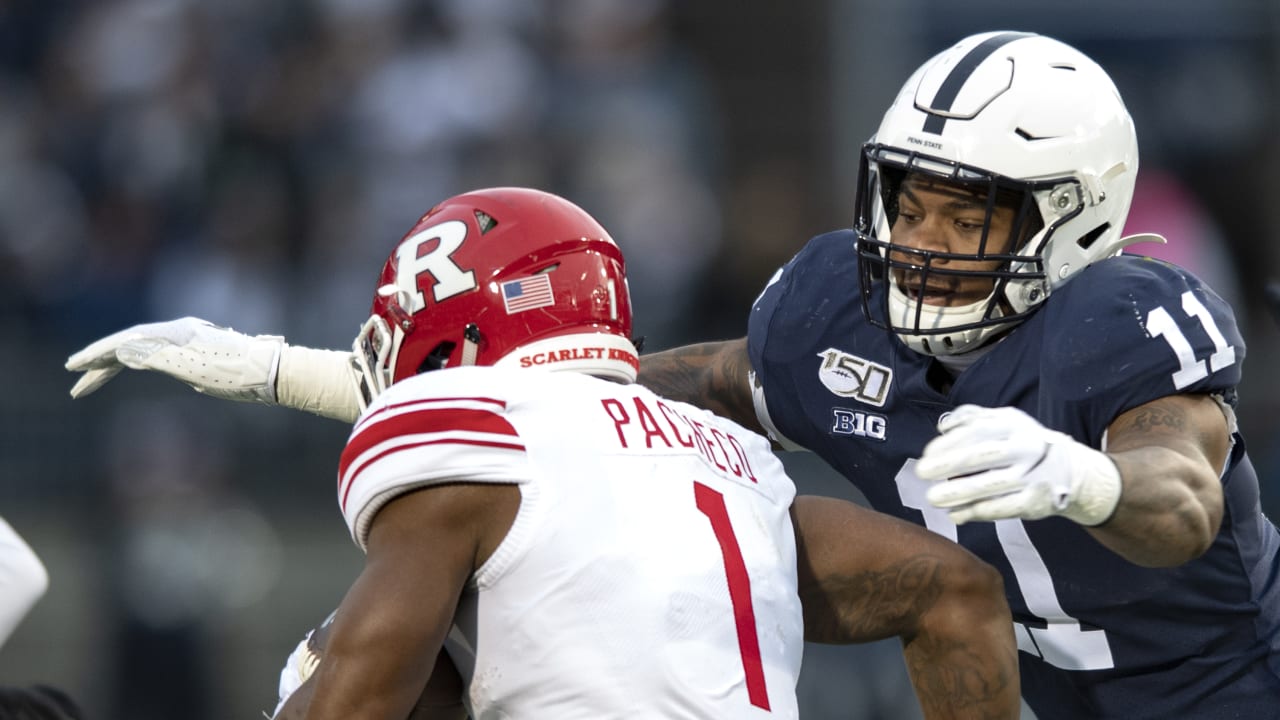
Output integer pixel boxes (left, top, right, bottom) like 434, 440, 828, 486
748, 229, 1280, 719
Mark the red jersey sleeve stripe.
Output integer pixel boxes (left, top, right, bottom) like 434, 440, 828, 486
340, 436, 526, 513
354, 396, 508, 433
340, 407, 520, 480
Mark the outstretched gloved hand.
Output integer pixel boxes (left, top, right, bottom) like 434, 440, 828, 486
65, 317, 361, 422
65, 317, 284, 403
918, 404, 1122, 526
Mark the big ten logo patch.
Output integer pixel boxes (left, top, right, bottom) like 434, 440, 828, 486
816, 348, 892, 407
830, 408, 887, 441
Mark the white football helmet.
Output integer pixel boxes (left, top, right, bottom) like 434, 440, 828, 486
853, 31, 1159, 356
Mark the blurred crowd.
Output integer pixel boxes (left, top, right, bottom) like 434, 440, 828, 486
1, 1, 1278, 719
0, 0, 729, 353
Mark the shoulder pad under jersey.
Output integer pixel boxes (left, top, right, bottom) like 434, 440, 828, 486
338, 367, 536, 548
1034, 255, 1244, 435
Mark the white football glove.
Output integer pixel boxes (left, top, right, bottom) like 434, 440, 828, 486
274, 611, 334, 718
66, 317, 361, 423
918, 404, 1122, 526
65, 317, 284, 402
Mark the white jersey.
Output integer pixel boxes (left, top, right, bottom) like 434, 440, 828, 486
337, 366, 803, 719
0, 516, 48, 648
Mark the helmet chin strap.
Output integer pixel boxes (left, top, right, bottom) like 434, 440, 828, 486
887, 279, 1004, 356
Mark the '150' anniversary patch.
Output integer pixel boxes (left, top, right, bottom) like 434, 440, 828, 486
816, 348, 891, 407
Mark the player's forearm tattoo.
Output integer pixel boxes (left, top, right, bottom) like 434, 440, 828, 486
904, 579, 1016, 718
908, 638, 1015, 718
804, 555, 1013, 714
637, 341, 760, 431
637, 344, 717, 403
803, 555, 944, 641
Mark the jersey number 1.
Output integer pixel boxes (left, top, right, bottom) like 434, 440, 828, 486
695, 481, 771, 711
895, 462, 1115, 671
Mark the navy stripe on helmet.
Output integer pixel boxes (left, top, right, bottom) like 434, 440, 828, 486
922, 32, 1035, 135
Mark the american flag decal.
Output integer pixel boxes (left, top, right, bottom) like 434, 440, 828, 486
501, 274, 555, 314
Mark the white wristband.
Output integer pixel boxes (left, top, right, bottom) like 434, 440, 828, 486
1059, 443, 1123, 526
277, 346, 361, 423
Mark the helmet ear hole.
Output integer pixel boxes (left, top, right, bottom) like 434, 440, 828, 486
1076, 223, 1110, 251
419, 342, 457, 374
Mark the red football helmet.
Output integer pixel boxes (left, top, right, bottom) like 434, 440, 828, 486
351, 187, 638, 410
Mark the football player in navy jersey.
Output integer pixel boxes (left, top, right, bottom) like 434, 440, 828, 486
63, 31, 1280, 719
640, 31, 1280, 719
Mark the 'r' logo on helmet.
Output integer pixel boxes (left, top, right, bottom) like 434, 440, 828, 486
394, 219, 478, 312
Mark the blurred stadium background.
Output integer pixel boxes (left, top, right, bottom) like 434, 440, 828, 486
1, 1, 1278, 718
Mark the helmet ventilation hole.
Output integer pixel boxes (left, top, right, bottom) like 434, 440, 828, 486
475, 211, 499, 234
1015, 127, 1056, 141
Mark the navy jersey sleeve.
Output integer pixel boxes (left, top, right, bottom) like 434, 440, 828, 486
1037, 255, 1246, 443
747, 230, 860, 446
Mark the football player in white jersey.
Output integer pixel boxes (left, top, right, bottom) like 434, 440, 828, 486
0, 516, 47, 649
0, 519, 85, 718
69, 187, 1018, 719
